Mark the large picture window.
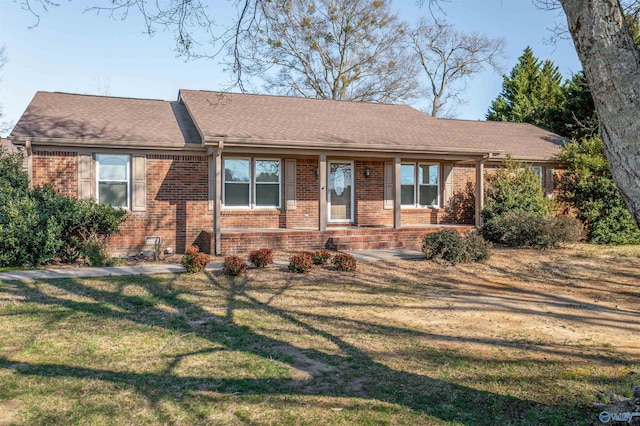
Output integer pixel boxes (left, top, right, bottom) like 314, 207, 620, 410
223, 158, 281, 208
96, 154, 130, 208
401, 162, 439, 208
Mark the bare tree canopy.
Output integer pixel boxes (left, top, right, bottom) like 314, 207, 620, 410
408, 19, 505, 117
233, 0, 419, 102
0, 46, 11, 134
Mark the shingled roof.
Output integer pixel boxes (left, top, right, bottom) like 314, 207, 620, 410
10, 91, 200, 147
179, 90, 563, 160
10, 90, 565, 160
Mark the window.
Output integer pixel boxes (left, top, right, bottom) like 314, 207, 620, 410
530, 166, 543, 185
96, 154, 130, 208
401, 162, 439, 208
224, 159, 250, 207
401, 164, 416, 206
223, 158, 281, 208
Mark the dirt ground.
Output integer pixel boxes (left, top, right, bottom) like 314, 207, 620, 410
358, 245, 640, 361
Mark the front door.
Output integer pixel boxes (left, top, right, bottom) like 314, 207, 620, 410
328, 161, 354, 223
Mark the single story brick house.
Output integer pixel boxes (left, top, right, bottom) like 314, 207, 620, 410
8, 90, 564, 255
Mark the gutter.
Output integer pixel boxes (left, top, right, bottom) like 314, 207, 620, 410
203, 137, 503, 158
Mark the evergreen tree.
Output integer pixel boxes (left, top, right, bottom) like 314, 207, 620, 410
487, 47, 565, 132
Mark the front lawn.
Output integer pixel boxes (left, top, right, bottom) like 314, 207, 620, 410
1, 245, 639, 425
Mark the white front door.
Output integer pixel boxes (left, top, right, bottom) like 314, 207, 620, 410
328, 161, 354, 223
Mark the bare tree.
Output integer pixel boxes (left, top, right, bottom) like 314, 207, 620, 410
408, 19, 505, 117
233, 0, 419, 102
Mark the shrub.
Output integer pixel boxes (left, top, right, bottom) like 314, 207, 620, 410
223, 255, 247, 276
288, 252, 313, 273
482, 156, 554, 223
422, 230, 491, 264
311, 248, 332, 265
80, 240, 109, 267
332, 253, 357, 272
248, 248, 274, 268
557, 137, 640, 244
480, 211, 583, 249
182, 245, 211, 273
0, 149, 128, 267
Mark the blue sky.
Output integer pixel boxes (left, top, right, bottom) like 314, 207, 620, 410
0, 0, 581, 134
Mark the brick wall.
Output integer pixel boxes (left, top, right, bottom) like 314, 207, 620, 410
355, 160, 394, 227
32, 151, 78, 196
31, 151, 487, 256
112, 154, 212, 255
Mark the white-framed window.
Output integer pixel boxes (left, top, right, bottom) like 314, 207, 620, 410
223, 158, 281, 208
401, 162, 440, 208
530, 165, 543, 185
96, 154, 130, 209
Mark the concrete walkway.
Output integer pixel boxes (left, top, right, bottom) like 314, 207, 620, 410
0, 248, 423, 282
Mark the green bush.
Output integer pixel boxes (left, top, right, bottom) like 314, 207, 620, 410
422, 230, 491, 264
80, 240, 109, 267
479, 211, 583, 249
288, 252, 313, 273
0, 149, 128, 267
248, 248, 274, 268
557, 137, 640, 244
223, 255, 247, 276
311, 248, 332, 265
332, 253, 357, 272
182, 245, 211, 273
482, 157, 553, 223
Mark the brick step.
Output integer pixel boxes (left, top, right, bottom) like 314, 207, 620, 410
333, 240, 404, 251
329, 234, 400, 244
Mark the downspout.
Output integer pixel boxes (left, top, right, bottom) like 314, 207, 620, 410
475, 158, 486, 227
214, 141, 224, 256
25, 140, 33, 189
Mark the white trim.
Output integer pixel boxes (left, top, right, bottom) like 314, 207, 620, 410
400, 161, 440, 209
254, 158, 282, 209
327, 160, 355, 223
96, 153, 130, 209
222, 157, 252, 209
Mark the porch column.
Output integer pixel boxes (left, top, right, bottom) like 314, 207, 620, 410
319, 154, 327, 231
475, 159, 485, 226
214, 142, 224, 255
394, 156, 401, 229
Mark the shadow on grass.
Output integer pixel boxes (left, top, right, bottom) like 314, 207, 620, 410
0, 271, 605, 425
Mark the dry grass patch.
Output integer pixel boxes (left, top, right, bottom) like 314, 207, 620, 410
0, 245, 639, 425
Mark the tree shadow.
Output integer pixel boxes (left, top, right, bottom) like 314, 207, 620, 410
0, 272, 601, 424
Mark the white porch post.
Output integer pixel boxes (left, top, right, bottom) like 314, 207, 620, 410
475, 159, 485, 226
319, 154, 327, 231
394, 156, 401, 229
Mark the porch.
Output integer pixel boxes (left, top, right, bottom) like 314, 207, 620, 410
218, 224, 476, 254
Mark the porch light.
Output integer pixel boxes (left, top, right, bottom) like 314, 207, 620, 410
364, 167, 372, 178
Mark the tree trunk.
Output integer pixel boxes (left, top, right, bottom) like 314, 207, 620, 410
560, 0, 640, 226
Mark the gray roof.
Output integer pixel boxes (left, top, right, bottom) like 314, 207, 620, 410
10, 90, 565, 160
10, 91, 200, 146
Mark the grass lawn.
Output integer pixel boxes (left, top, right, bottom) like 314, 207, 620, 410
1, 245, 639, 425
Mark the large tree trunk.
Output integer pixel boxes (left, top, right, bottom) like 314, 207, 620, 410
560, 0, 640, 226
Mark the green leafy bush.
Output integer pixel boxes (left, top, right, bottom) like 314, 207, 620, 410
557, 136, 640, 244
482, 157, 554, 223
422, 230, 491, 264
223, 255, 247, 276
248, 248, 274, 268
182, 245, 211, 273
311, 248, 332, 265
332, 253, 357, 272
288, 252, 313, 273
0, 149, 128, 267
479, 211, 583, 249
